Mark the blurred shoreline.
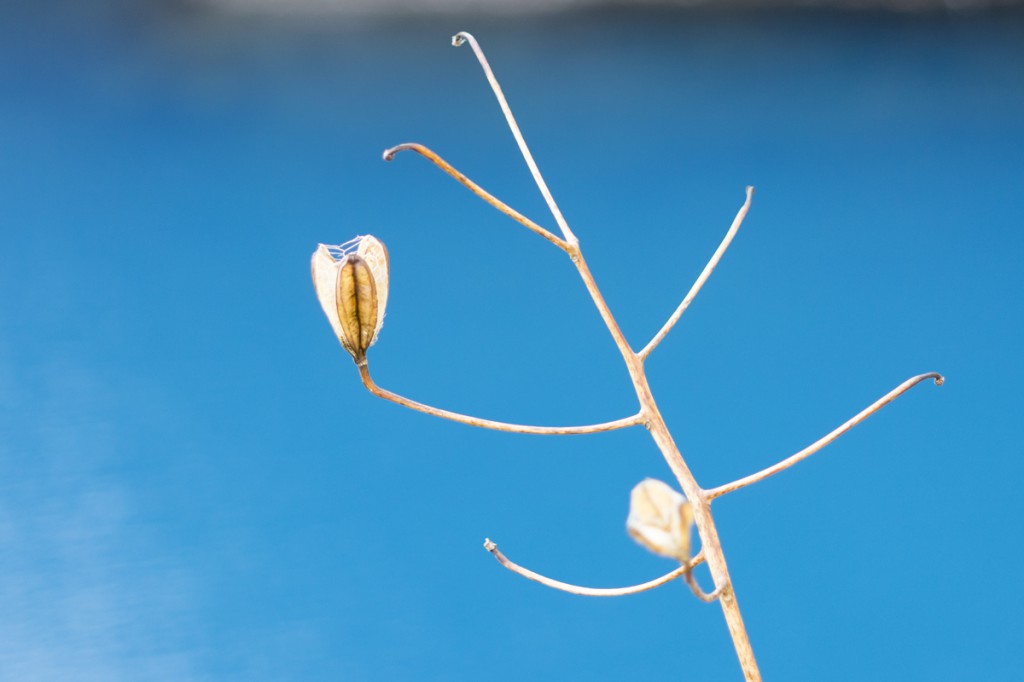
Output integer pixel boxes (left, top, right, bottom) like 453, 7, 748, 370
183, 0, 1023, 16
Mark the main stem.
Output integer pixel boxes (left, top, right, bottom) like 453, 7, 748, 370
450, 31, 756, 674
636, 369, 760, 681
570, 249, 762, 681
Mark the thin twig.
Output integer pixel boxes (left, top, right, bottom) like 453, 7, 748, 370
359, 364, 643, 435
568, 246, 640, 361
684, 569, 726, 603
484, 539, 706, 597
452, 32, 577, 245
448, 32, 636, 364
383, 143, 568, 252
639, 186, 754, 361
706, 372, 945, 500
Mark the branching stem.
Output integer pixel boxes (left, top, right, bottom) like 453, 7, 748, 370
639, 186, 754, 361
358, 363, 643, 435
453, 32, 577, 245
451, 30, 762, 681
706, 372, 944, 500
367, 30, 942, 682
484, 539, 707, 597
383, 143, 569, 252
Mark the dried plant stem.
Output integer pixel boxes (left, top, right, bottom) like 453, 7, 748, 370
452, 31, 762, 681
707, 372, 945, 500
358, 364, 644, 435
453, 31, 577, 245
639, 187, 754, 361
684, 568, 726, 603
484, 540, 706, 597
377, 138, 758, 668
369, 31, 942, 682
383, 143, 569, 252
597, 311, 761, 680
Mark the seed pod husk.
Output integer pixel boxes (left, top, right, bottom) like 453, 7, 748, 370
311, 235, 390, 363
355, 235, 389, 346
626, 478, 694, 562
336, 254, 377, 361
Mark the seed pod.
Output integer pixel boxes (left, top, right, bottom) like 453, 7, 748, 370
311, 235, 390, 363
626, 478, 694, 562
355, 235, 389, 344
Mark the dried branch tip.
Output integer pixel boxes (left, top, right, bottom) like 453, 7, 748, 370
626, 478, 694, 562
381, 144, 411, 162
311, 235, 390, 363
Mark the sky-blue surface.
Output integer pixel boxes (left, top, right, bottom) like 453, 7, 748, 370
1, 3, 1022, 680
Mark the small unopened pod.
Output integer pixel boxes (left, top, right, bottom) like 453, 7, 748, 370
626, 478, 694, 562
311, 235, 390, 363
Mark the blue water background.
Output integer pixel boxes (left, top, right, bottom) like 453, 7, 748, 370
1, 4, 1022, 680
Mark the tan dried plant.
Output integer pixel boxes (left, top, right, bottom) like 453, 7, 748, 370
311, 32, 943, 681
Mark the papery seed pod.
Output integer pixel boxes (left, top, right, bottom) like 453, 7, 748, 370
626, 478, 694, 562
311, 235, 390, 363
356, 235, 389, 344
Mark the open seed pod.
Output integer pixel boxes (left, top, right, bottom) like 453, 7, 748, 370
311, 235, 390, 363
626, 478, 694, 562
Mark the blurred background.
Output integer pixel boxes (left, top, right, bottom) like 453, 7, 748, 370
1, 0, 1022, 680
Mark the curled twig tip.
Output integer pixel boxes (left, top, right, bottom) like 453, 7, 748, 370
934, 374, 945, 386
483, 538, 497, 552
382, 143, 412, 162
452, 32, 471, 47
746, 185, 755, 196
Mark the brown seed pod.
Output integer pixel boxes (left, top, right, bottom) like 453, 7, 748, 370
311, 235, 390, 363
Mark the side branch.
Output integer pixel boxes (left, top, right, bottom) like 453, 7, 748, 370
706, 372, 944, 500
684, 570, 726, 603
639, 186, 754, 361
383, 143, 568, 252
484, 539, 706, 597
450, 33, 637, 368
358, 364, 643, 435
452, 31, 577, 244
